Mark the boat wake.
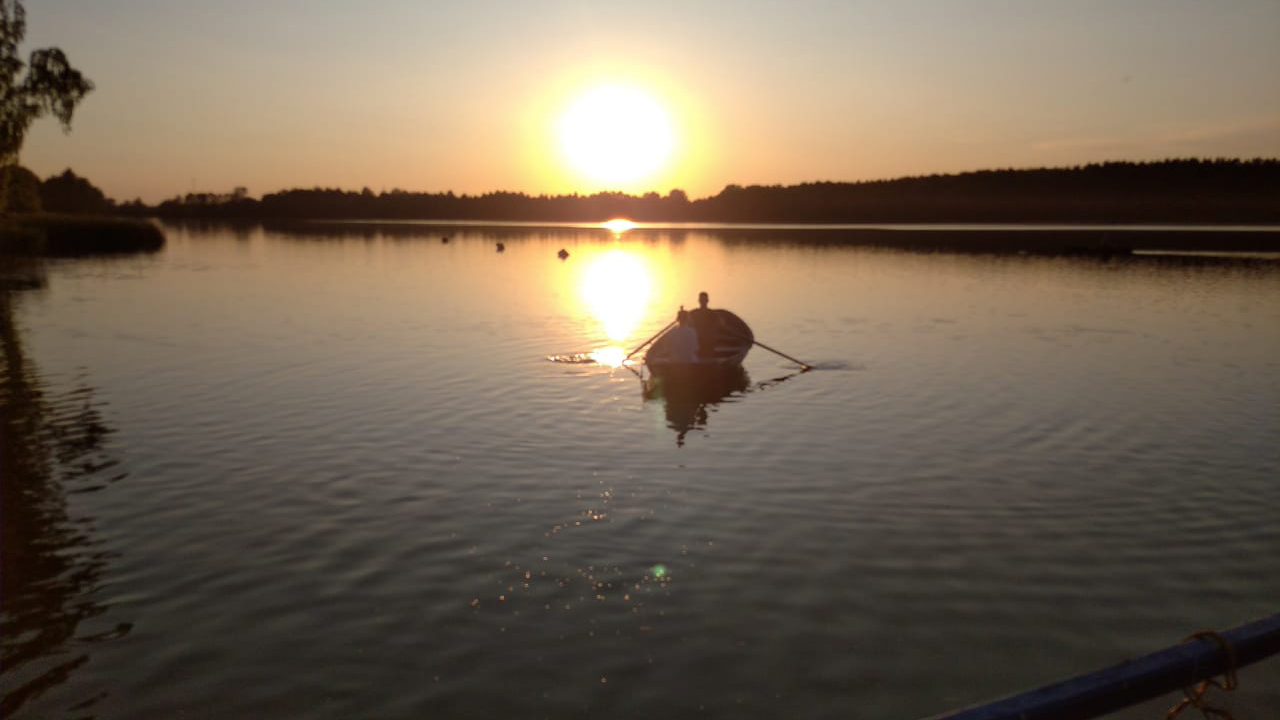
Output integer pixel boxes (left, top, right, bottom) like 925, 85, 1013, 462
546, 346, 638, 368
548, 353, 857, 376
546, 353, 601, 364
796, 360, 862, 371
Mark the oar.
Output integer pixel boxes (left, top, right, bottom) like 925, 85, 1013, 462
751, 339, 812, 371
624, 319, 676, 361
721, 330, 812, 371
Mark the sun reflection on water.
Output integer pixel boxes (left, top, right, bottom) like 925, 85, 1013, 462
601, 218, 637, 234
578, 248, 654, 360
589, 346, 627, 368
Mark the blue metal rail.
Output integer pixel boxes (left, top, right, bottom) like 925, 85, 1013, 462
923, 612, 1280, 720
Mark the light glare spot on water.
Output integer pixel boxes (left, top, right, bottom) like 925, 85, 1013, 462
589, 346, 626, 367
602, 218, 637, 234
578, 248, 652, 340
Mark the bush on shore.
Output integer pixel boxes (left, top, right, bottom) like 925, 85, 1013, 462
1, 214, 164, 256
2, 165, 42, 213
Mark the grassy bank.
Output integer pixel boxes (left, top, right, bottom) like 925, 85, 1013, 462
0, 215, 165, 256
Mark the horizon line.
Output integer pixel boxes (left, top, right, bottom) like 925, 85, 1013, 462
27, 156, 1280, 205
159, 156, 1280, 204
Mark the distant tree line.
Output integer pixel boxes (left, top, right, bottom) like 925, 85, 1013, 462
141, 186, 697, 223
6, 158, 1279, 224
694, 159, 1280, 223
131, 159, 1280, 224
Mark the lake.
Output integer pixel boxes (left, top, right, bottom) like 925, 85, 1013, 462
3, 222, 1278, 719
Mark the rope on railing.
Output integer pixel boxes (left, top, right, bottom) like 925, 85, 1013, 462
1165, 631, 1239, 720
919, 612, 1280, 720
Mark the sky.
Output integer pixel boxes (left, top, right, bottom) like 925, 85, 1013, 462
17, 0, 1280, 203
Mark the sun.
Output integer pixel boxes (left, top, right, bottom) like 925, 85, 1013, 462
558, 84, 674, 187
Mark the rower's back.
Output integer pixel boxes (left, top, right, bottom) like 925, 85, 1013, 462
688, 291, 718, 360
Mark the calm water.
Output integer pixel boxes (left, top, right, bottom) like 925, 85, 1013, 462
3, 223, 1279, 719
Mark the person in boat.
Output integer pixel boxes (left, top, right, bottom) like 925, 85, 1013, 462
687, 291, 719, 361
666, 308, 700, 363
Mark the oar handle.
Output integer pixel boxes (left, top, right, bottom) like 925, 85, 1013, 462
625, 319, 677, 361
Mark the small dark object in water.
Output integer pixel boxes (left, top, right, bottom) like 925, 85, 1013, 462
441, 236, 449, 243
496, 243, 505, 252
558, 248, 569, 260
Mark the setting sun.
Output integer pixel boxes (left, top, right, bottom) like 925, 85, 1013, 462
558, 84, 674, 187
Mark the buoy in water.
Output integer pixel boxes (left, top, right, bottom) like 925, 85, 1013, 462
441, 236, 449, 243
496, 243, 505, 252
558, 248, 569, 260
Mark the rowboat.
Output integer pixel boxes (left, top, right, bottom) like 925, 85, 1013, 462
643, 309, 754, 371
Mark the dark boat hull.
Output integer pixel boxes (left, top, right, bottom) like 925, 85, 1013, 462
642, 363, 749, 400
644, 309, 754, 370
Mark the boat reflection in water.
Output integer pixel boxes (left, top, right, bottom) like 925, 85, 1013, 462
642, 365, 751, 446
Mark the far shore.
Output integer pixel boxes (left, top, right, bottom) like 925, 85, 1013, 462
166, 217, 1280, 255
4, 212, 1277, 256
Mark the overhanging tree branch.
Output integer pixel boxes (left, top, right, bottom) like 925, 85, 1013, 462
0, 0, 92, 212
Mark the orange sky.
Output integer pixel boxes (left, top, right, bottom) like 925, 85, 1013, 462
18, 0, 1280, 203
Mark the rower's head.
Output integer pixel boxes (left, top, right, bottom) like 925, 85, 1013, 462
698, 291, 709, 309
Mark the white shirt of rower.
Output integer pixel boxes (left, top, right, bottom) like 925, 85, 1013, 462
665, 325, 700, 363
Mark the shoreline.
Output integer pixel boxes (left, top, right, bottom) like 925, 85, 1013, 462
0, 215, 165, 256
183, 217, 1280, 255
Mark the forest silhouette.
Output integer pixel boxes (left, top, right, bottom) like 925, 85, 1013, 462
127, 159, 1279, 224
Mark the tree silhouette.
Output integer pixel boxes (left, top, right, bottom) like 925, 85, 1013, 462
1, 0, 93, 213
0, 163, 37, 211
39, 168, 107, 214
135, 160, 1280, 225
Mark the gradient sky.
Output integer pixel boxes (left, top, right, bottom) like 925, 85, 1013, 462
18, 0, 1280, 203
